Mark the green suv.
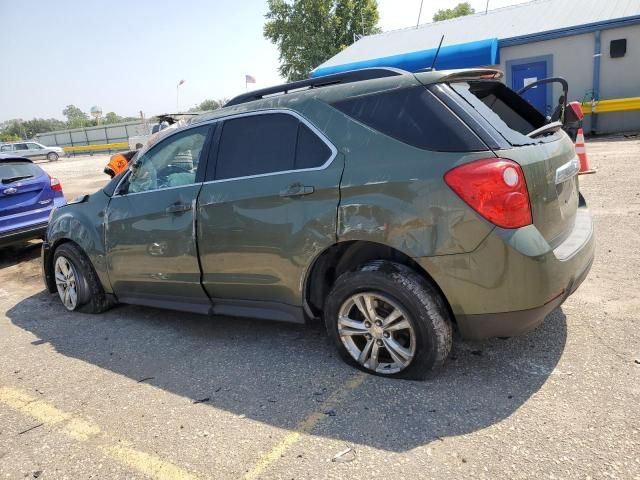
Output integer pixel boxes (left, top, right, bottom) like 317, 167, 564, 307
42, 68, 594, 379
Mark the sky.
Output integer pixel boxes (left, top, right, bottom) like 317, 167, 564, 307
0, 0, 529, 122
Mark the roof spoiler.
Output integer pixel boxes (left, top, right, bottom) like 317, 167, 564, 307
431, 68, 504, 82
225, 67, 409, 107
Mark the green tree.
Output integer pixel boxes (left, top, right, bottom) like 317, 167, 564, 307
433, 2, 475, 21
264, 0, 380, 81
62, 105, 90, 129
189, 99, 227, 112
0, 119, 25, 139
0, 118, 67, 139
104, 112, 124, 124
0, 132, 20, 142
21, 118, 67, 137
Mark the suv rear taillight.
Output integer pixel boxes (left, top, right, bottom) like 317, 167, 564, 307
49, 175, 62, 192
444, 158, 532, 229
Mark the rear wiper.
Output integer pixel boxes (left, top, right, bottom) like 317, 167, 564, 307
526, 121, 563, 139
2, 175, 33, 184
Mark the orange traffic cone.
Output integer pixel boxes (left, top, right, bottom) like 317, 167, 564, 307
576, 128, 596, 175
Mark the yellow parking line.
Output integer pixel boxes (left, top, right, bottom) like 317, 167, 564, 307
0, 386, 198, 480
240, 371, 367, 480
103, 444, 196, 480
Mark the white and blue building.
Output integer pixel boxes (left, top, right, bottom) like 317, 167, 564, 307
312, 0, 640, 134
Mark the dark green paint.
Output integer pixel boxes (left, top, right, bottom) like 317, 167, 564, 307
44, 68, 594, 338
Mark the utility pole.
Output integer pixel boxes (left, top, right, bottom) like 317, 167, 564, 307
416, 0, 424, 27
485, 0, 490, 14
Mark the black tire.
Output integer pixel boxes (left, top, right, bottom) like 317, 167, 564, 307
47, 152, 59, 162
52, 243, 114, 314
324, 261, 452, 380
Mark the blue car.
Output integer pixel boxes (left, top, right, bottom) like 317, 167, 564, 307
0, 154, 66, 246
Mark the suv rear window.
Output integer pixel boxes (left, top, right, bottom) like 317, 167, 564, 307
0, 162, 43, 183
329, 86, 485, 152
449, 81, 551, 146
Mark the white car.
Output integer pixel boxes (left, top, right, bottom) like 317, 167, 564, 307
0, 141, 64, 161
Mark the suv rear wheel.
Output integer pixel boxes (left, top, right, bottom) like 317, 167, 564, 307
324, 261, 452, 379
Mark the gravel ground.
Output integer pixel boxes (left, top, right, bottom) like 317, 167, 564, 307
0, 141, 638, 480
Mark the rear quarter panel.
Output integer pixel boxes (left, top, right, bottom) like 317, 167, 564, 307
299, 103, 497, 258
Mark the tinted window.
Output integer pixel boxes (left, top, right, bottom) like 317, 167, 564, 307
0, 162, 43, 182
295, 123, 332, 169
215, 113, 298, 180
14, 143, 28, 150
128, 125, 209, 193
0, 145, 12, 152
330, 86, 484, 152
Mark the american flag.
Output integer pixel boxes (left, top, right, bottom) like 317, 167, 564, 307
245, 74, 256, 84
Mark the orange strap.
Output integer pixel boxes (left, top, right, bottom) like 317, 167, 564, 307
106, 154, 129, 177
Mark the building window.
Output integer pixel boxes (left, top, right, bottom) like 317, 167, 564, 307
610, 39, 627, 58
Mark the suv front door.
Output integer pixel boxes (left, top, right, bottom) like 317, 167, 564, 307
106, 124, 213, 313
197, 111, 343, 314
26, 143, 46, 160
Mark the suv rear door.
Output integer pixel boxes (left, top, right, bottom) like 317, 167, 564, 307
13, 143, 32, 158
197, 110, 343, 313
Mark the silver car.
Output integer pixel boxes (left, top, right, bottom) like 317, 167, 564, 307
0, 141, 64, 161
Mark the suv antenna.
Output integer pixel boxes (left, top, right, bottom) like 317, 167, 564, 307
430, 35, 445, 71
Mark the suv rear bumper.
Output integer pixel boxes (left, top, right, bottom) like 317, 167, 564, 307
415, 206, 595, 340
454, 252, 593, 339
0, 222, 48, 247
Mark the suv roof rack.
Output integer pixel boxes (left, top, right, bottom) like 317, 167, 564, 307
225, 67, 409, 107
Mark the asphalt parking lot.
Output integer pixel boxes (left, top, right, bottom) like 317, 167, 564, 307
1, 141, 639, 479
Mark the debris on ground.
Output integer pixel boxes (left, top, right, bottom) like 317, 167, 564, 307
331, 447, 356, 463
193, 397, 210, 404
18, 423, 44, 435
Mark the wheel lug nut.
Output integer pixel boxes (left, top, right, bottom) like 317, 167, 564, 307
383, 332, 390, 338
376, 339, 383, 346
364, 321, 371, 328
375, 320, 382, 327
365, 333, 372, 340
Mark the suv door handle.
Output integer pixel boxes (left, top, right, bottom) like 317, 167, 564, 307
165, 202, 192, 214
279, 183, 314, 198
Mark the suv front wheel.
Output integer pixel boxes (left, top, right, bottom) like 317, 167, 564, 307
53, 243, 114, 314
324, 261, 452, 379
